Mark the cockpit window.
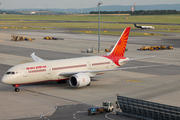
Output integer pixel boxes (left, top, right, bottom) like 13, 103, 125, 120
11, 72, 15, 74
6, 72, 11, 74
6, 71, 15, 75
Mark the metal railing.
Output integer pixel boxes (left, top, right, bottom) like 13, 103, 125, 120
117, 96, 180, 120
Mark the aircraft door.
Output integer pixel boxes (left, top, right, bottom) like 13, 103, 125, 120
22, 68, 28, 77
87, 61, 91, 69
44, 66, 51, 79
47, 66, 51, 74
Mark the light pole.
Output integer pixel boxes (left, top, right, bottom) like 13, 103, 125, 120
134, 3, 136, 11
97, 1, 102, 53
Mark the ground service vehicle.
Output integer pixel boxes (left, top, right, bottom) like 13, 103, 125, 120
44, 36, 58, 40
167, 45, 173, 49
139, 45, 173, 51
160, 45, 167, 49
103, 101, 114, 112
96, 107, 105, 113
88, 107, 98, 115
140, 46, 150, 50
11, 35, 34, 41
87, 107, 104, 115
149, 46, 159, 50
44, 36, 64, 40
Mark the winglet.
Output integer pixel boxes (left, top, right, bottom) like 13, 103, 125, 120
31, 52, 45, 62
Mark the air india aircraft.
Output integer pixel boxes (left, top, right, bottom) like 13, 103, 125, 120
1, 27, 157, 92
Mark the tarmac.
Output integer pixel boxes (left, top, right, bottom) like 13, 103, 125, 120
0, 28, 180, 120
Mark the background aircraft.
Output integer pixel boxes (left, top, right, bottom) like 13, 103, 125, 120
134, 23, 155, 29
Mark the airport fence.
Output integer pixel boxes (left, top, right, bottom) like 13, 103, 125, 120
117, 95, 180, 120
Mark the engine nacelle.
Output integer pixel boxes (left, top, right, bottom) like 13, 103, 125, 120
69, 73, 90, 87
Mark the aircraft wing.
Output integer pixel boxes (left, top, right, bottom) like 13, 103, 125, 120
31, 52, 45, 62
59, 64, 164, 77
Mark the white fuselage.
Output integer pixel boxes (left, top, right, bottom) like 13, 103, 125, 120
2, 56, 128, 85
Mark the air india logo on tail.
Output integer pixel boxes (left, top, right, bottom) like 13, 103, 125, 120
103, 27, 131, 66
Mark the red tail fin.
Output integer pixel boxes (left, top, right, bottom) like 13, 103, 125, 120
109, 27, 131, 57
103, 27, 131, 66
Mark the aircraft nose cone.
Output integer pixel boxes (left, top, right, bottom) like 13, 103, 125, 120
1, 76, 6, 84
1, 76, 10, 84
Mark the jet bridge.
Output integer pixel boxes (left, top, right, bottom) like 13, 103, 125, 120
117, 95, 180, 120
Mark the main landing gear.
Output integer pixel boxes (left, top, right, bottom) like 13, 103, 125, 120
13, 84, 20, 92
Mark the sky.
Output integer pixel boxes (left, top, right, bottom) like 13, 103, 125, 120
0, 0, 180, 9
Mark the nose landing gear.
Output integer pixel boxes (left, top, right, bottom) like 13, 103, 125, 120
13, 84, 20, 92
15, 88, 20, 92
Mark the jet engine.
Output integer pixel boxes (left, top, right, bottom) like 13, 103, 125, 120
69, 73, 90, 87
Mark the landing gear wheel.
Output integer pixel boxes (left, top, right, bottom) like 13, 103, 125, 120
15, 88, 20, 92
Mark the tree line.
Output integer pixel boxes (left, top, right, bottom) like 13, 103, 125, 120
90, 10, 180, 15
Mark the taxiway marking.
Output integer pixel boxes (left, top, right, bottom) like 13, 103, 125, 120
105, 112, 114, 120
127, 80, 143, 83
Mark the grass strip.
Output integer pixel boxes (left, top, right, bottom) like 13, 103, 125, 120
0, 14, 180, 24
